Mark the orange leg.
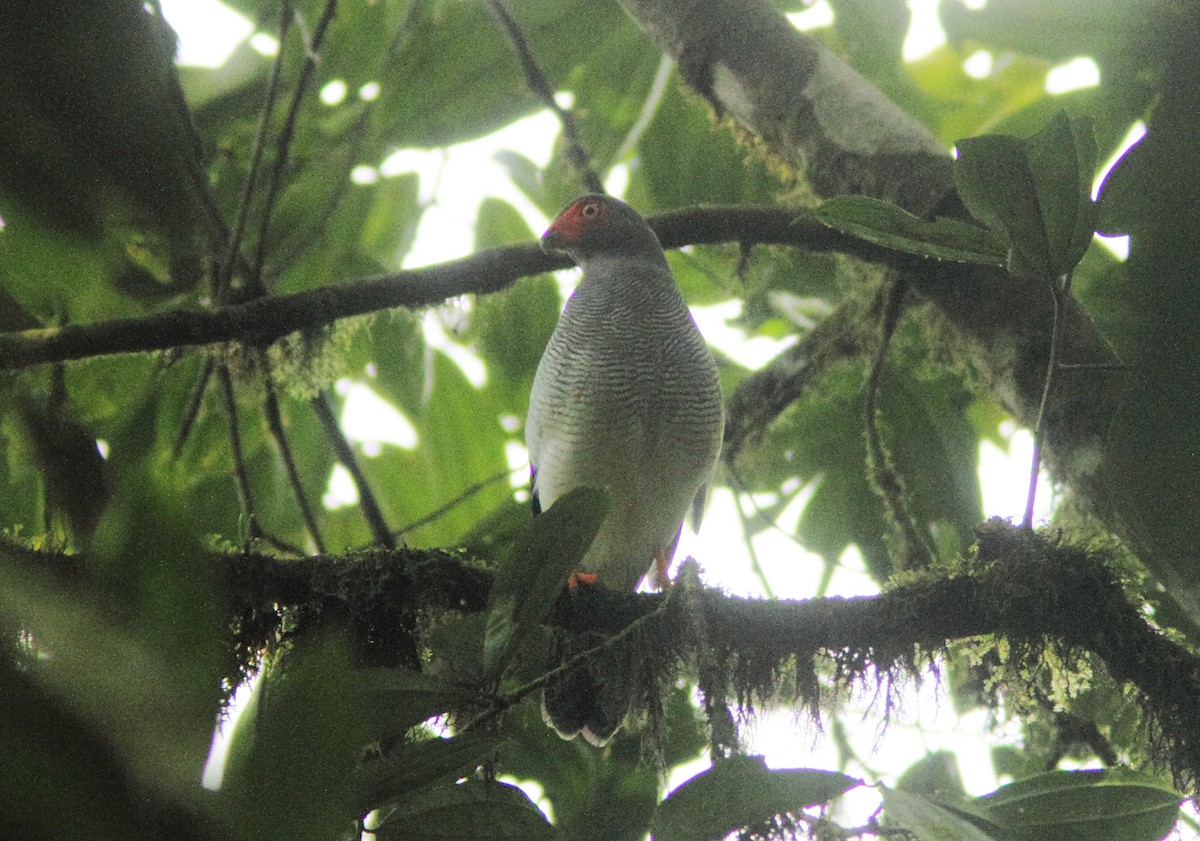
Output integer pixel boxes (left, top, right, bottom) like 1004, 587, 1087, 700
568, 570, 599, 589
650, 549, 672, 590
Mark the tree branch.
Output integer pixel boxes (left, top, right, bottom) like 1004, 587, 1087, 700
614, 0, 1130, 579
226, 524, 1200, 792
615, 0, 951, 213
488, 0, 605, 194
0, 207, 894, 370
7, 520, 1200, 786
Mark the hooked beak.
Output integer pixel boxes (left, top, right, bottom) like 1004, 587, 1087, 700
540, 227, 563, 254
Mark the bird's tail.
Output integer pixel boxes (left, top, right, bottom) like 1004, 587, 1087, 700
541, 631, 638, 747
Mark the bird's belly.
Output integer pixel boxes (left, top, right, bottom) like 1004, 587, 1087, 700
552, 423, 715, 590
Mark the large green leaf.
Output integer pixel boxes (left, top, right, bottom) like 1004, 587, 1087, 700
0, 468, 224, 813
483, 486, 610, 680
905, 46, 1051, 149
651, 756, 860, 841
375, 0, 635, 149
940, 0, 1166, 66
737, 357, 984, 581
880, 786, 999, 841
470, 197, 562, 407
219, 628, 368, 840
355, 667, 479, 739
498, 700, 663, 841
625, 80, 782, 212
954, 111, 1097, 278
897, 751, 967, 799
0, 660, 152, 841
359, 350, 513, 549
1096, 41, 1200, 631
828, 0, 909, 79
0, 1, 201, 240
975, 770, 1181, 841
815, 195, 1007, 265
359, 732, 503, 814
373, 779, 555, 841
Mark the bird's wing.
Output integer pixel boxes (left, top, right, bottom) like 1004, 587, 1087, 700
530, 465, 542, 516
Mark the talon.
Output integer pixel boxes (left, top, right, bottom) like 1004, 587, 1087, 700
651, 550, 672, 590
568, 571, 599, 589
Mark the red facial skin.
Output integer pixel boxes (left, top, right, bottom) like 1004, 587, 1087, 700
544, 196, 610, 246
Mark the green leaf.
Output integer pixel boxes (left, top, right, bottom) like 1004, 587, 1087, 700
355, 668, 478, 739
954, 111, 1097, 278
0, 2, 201, 239
734, 358, 983, 581
360, 351, 513, 550
0, 536, 220, 813
650, 756, 860, 841
472, 198, 562, 403
359, 732, 502, 814
815, 195, 1007, 265
483, 486, 611, 680
0, 661, 152, 841
15, 400, 109, 543
880, 786, 1000, 841
360, 172, 422, 268
1096, 43, 1200, 631
828, 0, 909, 77
374, 779, 554, 841
975, 769, 1181, 841
376, 0, 635, 148
941, 0, 1147, 64
906, 46, 1052, 149
897, 751, 967, 799
497, 698, 659, 841
625, 80, 781, 212
219, 628, 368, 841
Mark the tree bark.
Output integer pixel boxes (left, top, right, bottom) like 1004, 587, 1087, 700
616, 0, 1136, 594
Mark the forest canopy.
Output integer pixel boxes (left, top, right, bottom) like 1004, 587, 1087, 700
1, 0, 1199, 840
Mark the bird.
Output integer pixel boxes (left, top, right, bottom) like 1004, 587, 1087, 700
526, 193, 724, 745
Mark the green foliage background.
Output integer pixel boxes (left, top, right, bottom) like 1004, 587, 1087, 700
0, 0, 1197, 839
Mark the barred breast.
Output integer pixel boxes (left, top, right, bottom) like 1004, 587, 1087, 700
526, 253, 724, 591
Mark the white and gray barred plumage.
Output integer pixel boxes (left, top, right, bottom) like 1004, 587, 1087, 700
526, 194, 724, 744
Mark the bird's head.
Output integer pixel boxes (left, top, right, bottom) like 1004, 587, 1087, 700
541, 194, 662, 261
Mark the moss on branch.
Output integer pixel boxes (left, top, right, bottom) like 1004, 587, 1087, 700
202, 521, 1200, 790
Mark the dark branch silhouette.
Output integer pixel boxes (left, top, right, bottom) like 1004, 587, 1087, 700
6, 521, 1198, 788
0, 207, 897, 370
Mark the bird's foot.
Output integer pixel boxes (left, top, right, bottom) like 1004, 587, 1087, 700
568, 570, 599, 589
649, 549, 673, 591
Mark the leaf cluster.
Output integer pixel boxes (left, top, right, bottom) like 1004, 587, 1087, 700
2, 0, 1200, 838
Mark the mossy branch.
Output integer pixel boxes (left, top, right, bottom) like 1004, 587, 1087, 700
25, 520, 1198, 786
0, 207, 909, 370
7, 520, 1197, 787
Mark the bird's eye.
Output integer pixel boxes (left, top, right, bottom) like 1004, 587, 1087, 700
580, 202, 599, 219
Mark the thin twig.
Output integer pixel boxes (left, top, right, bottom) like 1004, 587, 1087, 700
487, 0, 605, 194
263, 381, 326, 554
217, 364, 260, 546
459, 599, 670, 733
216, 1, 294, 300
393, 467, 519, 540
1023, 271, 1071, 529
153, 1, 245, 277
726, 467, 832, 578
311, 390, 394, 549
731, 486, 777, 599
611, 53, 673, 165
172, 355, 215, 459
864, 276, 933, 571
252, 530, 308, 557
251, 0, 340, 290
